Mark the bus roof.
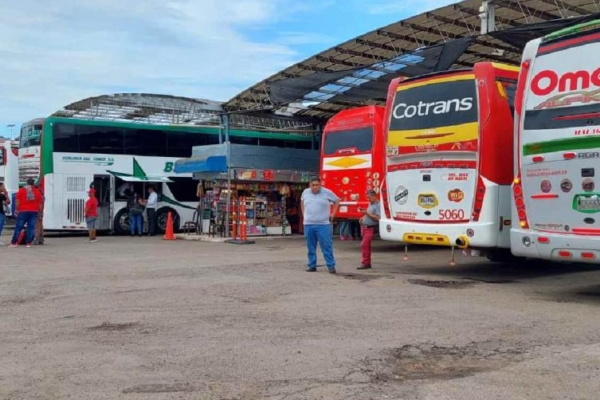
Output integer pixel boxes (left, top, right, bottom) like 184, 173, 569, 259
43, 116, 313, 142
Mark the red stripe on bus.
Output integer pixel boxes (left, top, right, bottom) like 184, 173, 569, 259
553, 112, 600, 121
539, 32, 600, 54
530, 194, 559, 199
388, 160, 476, 172
393, 217, 470, 224
537, 228, 600, 236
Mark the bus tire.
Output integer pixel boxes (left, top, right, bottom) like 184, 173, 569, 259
156, 208, 180, 234
113, 208, 131, 235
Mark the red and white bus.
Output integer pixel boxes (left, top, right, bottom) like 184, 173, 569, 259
511, 20, 600, 263
320, 106, 386, 220
0, 140, 19, 215
380, 62, 518, 259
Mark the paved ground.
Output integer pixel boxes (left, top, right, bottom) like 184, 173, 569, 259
2, 232, 600, 400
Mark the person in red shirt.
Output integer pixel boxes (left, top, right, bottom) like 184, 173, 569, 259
85, 188, 99, 242
10, 178, 44, 248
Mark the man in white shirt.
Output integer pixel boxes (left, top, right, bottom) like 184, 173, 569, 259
301, 177, 340, 273
145, 186, 158, 236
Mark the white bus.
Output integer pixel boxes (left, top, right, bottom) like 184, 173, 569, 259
19, 117, 314, 234
380, 63, 518, 260
511, 20, 600, 262
0, 140, 19, 215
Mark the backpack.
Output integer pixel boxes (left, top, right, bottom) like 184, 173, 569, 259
129, 199, 145, 216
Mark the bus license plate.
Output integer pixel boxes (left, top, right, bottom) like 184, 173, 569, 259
576, 198, 600, 211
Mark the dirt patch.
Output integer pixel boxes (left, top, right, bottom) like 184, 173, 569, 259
577, 286, 600, 297
408, 278, 477, 289
360, 342, 526, 383
464, 278, 517, 284
122, 383, 196, 394
341, 273, 392, 282
88, 322, 139, 332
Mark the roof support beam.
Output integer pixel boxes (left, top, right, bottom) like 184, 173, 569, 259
537, 0, 589, 17
492, 0, 562, 22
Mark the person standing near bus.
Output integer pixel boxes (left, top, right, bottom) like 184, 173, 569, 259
145, 186, 158, 236
301, 177, 340, 273
357, 190, 380, 270
85, 188, 98, 242
10, 178, 43, 248
33, 184, 45, 245
128, 191, 144, 237
0, 182, 10, 245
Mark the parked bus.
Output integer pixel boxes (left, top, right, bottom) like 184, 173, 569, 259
511, 20, 600, 262
380, 62, 518, 259
19, 118, 44, 184
20, 117, 315, 234
0, 140, 19, 215
320, 106, 386, 220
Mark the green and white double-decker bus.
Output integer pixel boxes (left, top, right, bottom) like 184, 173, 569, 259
19, 117, 315, 234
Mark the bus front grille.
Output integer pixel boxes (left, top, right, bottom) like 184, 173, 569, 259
67, 198, 85, 225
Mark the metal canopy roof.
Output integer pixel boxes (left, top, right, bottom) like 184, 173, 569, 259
52, 93, 317, 132
225, 0, 600, 120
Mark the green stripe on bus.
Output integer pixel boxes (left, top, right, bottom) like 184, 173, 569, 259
523, 136, 600, 156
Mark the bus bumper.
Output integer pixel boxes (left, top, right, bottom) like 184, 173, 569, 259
511, 228, 600, 263
380, 219, 506, 249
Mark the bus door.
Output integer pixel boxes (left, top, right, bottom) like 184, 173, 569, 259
93, 174, 113, 230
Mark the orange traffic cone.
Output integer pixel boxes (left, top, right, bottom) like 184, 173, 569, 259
163, 211, 176, 240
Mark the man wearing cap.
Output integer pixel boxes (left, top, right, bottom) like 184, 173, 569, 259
301, 176, 340, 273
85, 188, 99, 242
357, 190, 381, 270
10, 178, 44, 248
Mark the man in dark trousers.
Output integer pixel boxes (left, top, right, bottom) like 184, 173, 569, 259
357, 190, 381, 270
144, 186, 158, 236
10, 178, 44, 248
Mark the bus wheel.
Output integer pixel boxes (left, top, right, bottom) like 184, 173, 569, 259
156, 208, 180, 234
113, 209, 131, 235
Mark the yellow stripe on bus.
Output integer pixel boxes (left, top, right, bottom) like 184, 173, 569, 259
387, 122, 478, 147
491, 62, 520, 73
396, 74, 475, 91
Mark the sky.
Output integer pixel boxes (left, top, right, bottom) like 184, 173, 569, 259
0, 0, 456, 138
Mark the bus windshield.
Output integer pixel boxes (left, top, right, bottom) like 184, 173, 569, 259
387, 77, 478, 155
20, 123, 43, 148
323, 126, 373, 156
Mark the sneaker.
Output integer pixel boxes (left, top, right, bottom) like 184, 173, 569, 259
90, 238, 97, 243
306, 267, 317, 272
328, 268, 337, 274
357, 264, 372, 270
26, 243, 32, 248
340, 236, 346, 241
9, 243, 17, 248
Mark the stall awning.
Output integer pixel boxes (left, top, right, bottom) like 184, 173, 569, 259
107, 169, 173, 183
174, 155, 228, 174
117, 176, 173, 183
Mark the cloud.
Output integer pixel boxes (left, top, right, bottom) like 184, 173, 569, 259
0, 0, 319, 125
365, 0, 458, 15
